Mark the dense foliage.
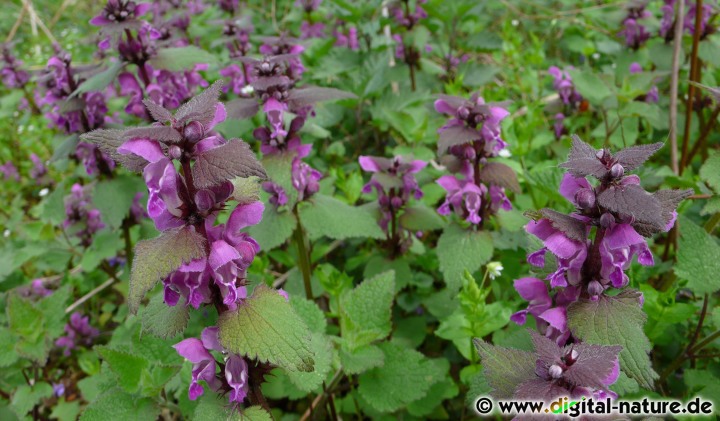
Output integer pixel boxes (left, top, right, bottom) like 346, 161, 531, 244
1, 0, 719, 419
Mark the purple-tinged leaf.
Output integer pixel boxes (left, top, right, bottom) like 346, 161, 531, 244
81, 129, 148, 172
614, 142, 663, 172
123, 126, 183, 144
251, 75, 292, 91
478, 162, 521, 193
563, 343, 622, 391
474, 339, 537, 399
633, 189, 692, 236
128, 227, 206, 314
175, 81, 223, 125
143, 99, 174, 123
438, 125, 480, 153
539, 209, 588, 242
597, 184, 664, 229
435, 94, 466, 111
57, 97, 86, 114
567, 289, 657, 390
193, 139, 267, 188
287, 86, 357, 109
559, 135, 608, 179
226, 98, 260, 120
529, 330, 562, 365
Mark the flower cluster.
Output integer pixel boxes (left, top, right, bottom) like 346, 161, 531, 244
1, 44, 30, 89
38, 49, 115, 175
629, 62, 659, 103
434, 93, 516, 227
333, 21, 359, 50
83, 82, 269, 406
389, 0, 428, 89
548, 66, 583, 139
360, 155, 426, 255
0, 161, 20, 181
618, 1, 651, 49
297, 0, 325, 39
511, 136, 691, 346
660, 0, 716, 41
55, 312, 100, 356
63, 183, 105, 247
92, 0, 208, 120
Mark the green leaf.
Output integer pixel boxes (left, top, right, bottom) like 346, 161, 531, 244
240, 406, 273, 421
148, 46, 217, 71
96, 346, 150, 393
11, 383, 53, 418
247, 206, 297, 251
0, 327, 19, 367
567, 69, 614, 105
70, 61, 125, 98
7, 293, 49, 363
262, 152, 296, 206
141, 292, 189, 339
399, 203, 446, 231
298, 194, 385, 240
92, 175, 145, 229
218, 285, 315, 372
357, 342, 442, 413
286, 332, 333, 392
567, 289, 658, 389
699, 151, 720, 193
407, 359, 458, 417
50, 399, 81, 421
80, 229, 124, 271
79, 388, 159, 421
192, 395, 235, 421
437, 224, 494, 290
36, 284, 72, 338
128, 227, 206, 314
675, 215, 720, 294
291, 297, 326, 334
363, 255, 411, 291
340, 271, 395, 350
339, 344, 385, 375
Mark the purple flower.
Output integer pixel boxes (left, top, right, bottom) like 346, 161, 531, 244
262, 181, 288, 208
553, 113, 566, 139
217, 0, 239, 14
628, 63, 658, 104
291, 157, 322, 202
52, 383, 65, 397
548, 66, 583, 107
437, 175, 486, 225
63, 184, 105, 246
29, 153, 48, 180
89, 1, 151, 26
434, 93, 509, 156
300, 21, 325, 39
55, 312, 100, 356
219, 64, 249, 95
1, 45, 30, 89
659, 0, 676, 39
333, 23, 358, 50
174, 327, 250, 404
390, 0, 427, 29
0, 161, 20, 181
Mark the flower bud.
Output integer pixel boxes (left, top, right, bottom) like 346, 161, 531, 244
575, 188, 595, 209
183, 121, 205, 143
378, 195, 390, 208
194, 189, 215, 212
463, 145, 476, 160
391, 196, 404, 209
600, 212, 615, 228
610, 163, 624, 178
588, 280, 604, 297
595, 149, 605, 160
236, 241, 257, 263
457, 106, 470, 120
168, 145, 183, 160
549, 364, 563, 379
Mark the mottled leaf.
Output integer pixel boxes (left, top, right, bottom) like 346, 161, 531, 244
175, 81, 223, 125
539, 208, 587, 242
514, 378, 569, 401
193, 139, 267, 188
564, 342, 623, 391
473, 340, 536, 399
597, 184, 664, 229
614, 142, 663, 172
633, 189, 692, 236
478, 162, 521, 193
218, 285, 315, 372
231, 177, 261, 204
567, 289, 657, 389
528, 330, 562, 364
141, 293, 189, 339
128, 227, 206, 314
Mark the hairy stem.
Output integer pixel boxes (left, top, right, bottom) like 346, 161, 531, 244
669, 0, 685, 174
293, 207, 314, 300
679, 0, 704, 174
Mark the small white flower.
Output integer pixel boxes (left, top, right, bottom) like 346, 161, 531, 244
592, 53, 600, 60
3, 229, 10, 238
240, 85, 255, 95
498, 148, 512, 158
39, 188, 50, 197
511, 19, 519, 27
487, 261, 504, 280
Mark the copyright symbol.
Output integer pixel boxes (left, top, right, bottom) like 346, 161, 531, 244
475, 397, 493, 414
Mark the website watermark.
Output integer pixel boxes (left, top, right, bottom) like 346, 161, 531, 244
474, 396, 715, 418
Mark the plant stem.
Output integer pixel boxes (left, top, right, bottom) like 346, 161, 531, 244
669, 0, 685, 174
679, 0, 704, 174
293, 207, 314, 300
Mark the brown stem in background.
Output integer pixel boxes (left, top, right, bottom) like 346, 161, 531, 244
686, 105, 720, 164
669, 0, 685, 174
679, 0, 704, 174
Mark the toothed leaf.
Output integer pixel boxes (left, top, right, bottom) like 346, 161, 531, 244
193, 139, 267, 188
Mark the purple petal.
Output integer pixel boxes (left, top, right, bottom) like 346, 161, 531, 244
436, 175, 460, 192
208, 103, 227, 130
89, 15, 110, 26
538, 307, 567, 332
358, 156, 381, 172
226, 201, 265, 234
604, 223, 644, 250
201, 327, 223, 352
208, 240, 241, 271
135, 3, 152, 17
558, 173, 591, 205
173, 338, 211, 364
118, 139, 165, 163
